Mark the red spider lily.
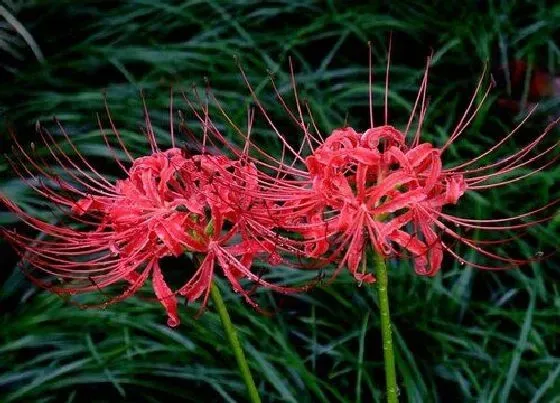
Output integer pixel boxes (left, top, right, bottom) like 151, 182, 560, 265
198, 45, 560, 283
1, 103, 304, 326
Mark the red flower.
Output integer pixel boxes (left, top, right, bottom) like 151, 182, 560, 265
1, 110, 303, 326
223, 53, 559, 282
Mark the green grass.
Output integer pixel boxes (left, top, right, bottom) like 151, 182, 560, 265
1, 1, 560, 402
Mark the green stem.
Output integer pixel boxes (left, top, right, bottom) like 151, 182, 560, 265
210, 282, 261, 403
374, 254, 398, 403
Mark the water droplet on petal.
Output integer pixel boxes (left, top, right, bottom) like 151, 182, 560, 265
167, 317, 180, 327
109, 241, 119, 257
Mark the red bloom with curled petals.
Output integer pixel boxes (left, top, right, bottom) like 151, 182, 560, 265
1, 111, 303, 326
216, 52, 559, 283
265, 124, 466, 281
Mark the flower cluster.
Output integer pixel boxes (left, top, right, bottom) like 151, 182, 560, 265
2, 52, 558, 325
223, 55, 559, 283
271, 125, 465, 282
2, 128, 298, 326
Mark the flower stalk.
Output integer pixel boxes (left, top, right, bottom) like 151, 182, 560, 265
210, 282, 261, 403
375, 254, 398, 403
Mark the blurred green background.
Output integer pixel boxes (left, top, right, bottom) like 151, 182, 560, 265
1, 1, 559, 402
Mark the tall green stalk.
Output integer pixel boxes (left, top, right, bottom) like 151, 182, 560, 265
210, 282, 261, 403
374, 254, 398, 402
